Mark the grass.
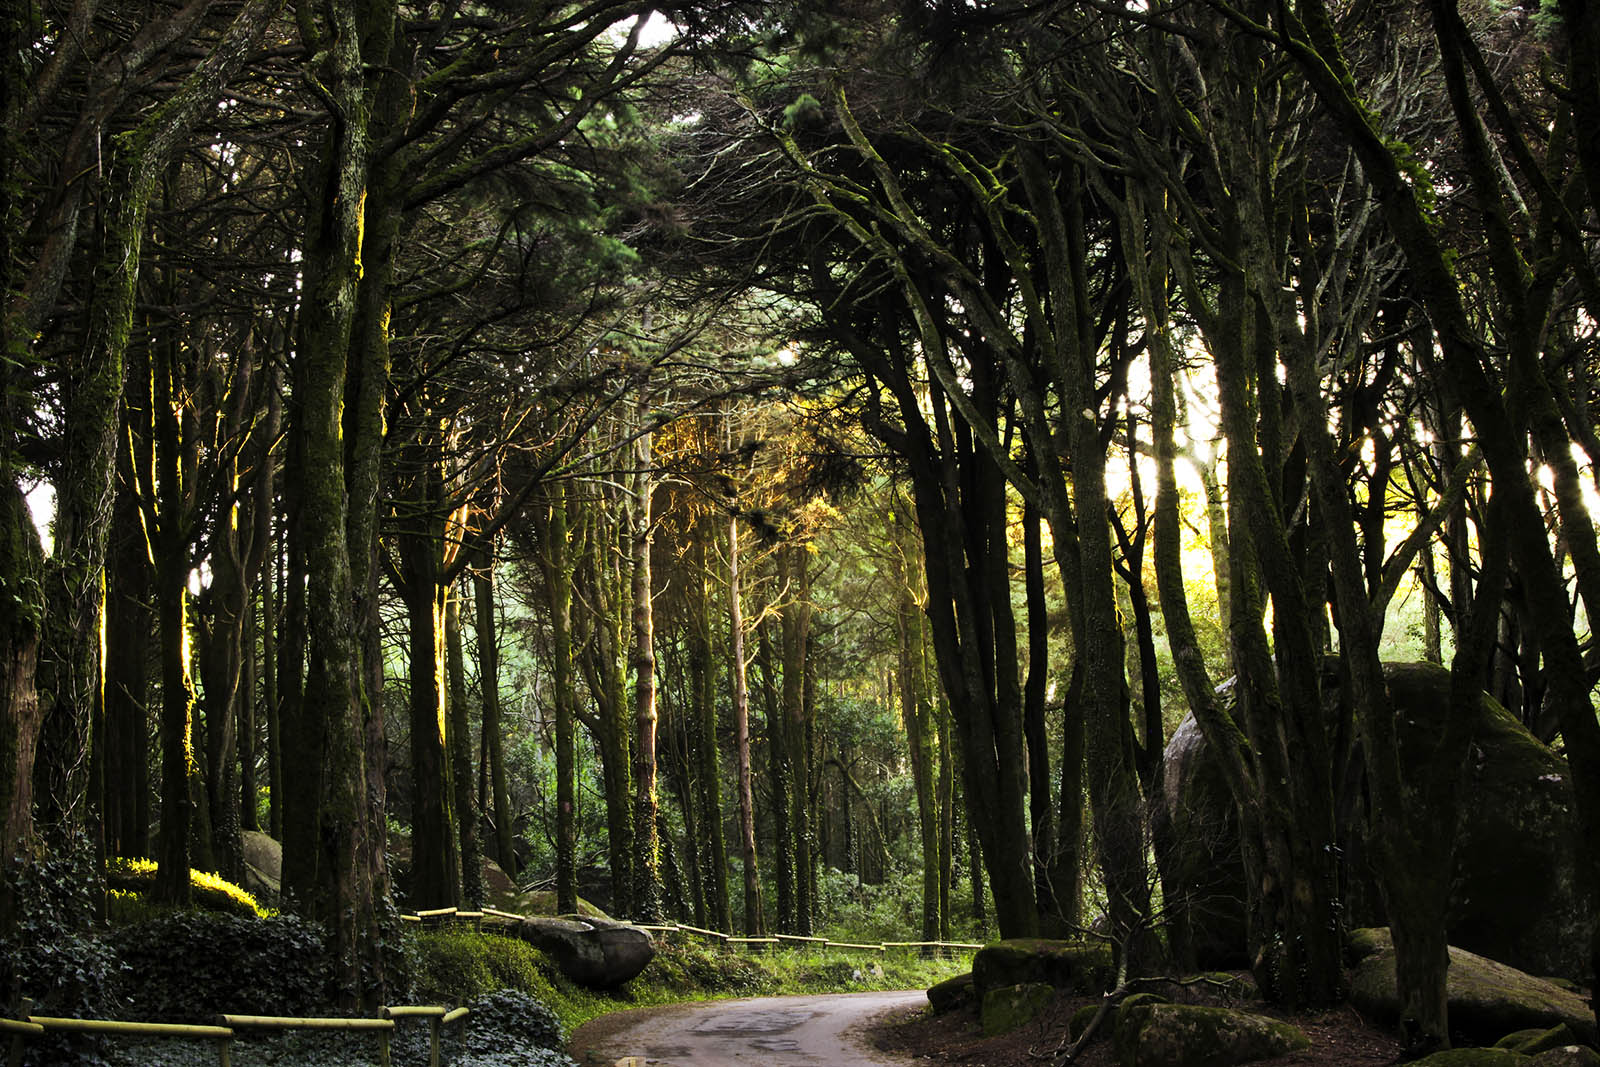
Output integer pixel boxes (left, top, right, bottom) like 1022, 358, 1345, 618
410, 927, 973, 1036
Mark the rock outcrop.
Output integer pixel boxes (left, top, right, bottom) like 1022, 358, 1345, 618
1348, 928, 1597, 1047
1164, 662, 1593, 980
971, 939, 1115, 997
1113, 1000, 1309, 1067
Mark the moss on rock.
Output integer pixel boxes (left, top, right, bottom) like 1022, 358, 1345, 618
980, 982, 1055, 1036
1114, 1001, 1309, 1067
1349, 929, 1596, 1046
971, 939, 1114, 996
1409, 1051, 1527, 1066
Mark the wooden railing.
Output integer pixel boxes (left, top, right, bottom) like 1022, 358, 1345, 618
4, 1002, 469, 1067
401, 905, 985, 959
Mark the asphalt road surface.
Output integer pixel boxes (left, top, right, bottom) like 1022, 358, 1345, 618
568, 989, 926, 1067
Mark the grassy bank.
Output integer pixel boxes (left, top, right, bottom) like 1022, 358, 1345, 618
412, 926, 971, 1034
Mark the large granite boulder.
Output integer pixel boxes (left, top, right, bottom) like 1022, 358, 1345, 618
1164, 662, 1593, 980
1349, 928, 1597, 1047
971, 939, 1115, 997
516, 915, 654, 988
1113, 1001, 1309, 1067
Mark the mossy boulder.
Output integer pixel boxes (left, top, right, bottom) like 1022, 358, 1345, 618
928, 972, 976, 1014
1165, 662, 1594, 980
1068, 992, 1169, 1045
1498, 1025, 1588, 1056
1410, 1052, 1528, 1066
1113, 1001, 1309, 1067
972, 939, 1114, 996
1529, 1048, 1600, 1067
1349, 928, 1596, 1046
981, 982, 1055, 1036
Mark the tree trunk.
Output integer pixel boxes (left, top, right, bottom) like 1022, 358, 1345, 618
630, 423, 662, 921
447, 585, 481, 907
759, 620, 795, 933
546, 489, 578, 915
779, 544, 814, 935
473, 541, 515, 878
728, 511, 762, 935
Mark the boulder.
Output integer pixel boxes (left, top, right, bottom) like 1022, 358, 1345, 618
1409, 1053, 1528, 1066
1070, 992, 1168, 1045
971, 939, 1114, 997
1349, 928, 1597, 1047
1164, 662, 1594, 980
499, 888, 609, 919
1113, 1001, 1309, 1067
927, 972, 976, 1014
516, 915, 654, 988
981, 982, 1055, 1037
241, 830, 282, 904
1499, 1025, 1589, 1056
1529, 1049, 1600, 1067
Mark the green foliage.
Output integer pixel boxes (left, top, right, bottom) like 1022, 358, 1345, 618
104, 857, 267, 918
0, 834, 126, 1066
451, 989, 572, 1066
411, 928, 555, 1003
111, 912, 332, 1022
643, 943, 776, 996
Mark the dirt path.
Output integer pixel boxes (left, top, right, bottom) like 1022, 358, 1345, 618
568, 990, 927, 1067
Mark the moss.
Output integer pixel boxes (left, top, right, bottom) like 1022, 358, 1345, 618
1116, 1002, 1309, 1067
972, 939, 1115, 996
1410, 1050, 1528, 1066
980, 982, 1054, 1037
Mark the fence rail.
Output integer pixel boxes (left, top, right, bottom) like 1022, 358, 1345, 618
401, 905, 984, 958
5, 1004, 468, 1067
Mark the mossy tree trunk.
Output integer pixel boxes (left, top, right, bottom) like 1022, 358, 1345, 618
473, 538, 515, 878
778, 542, 817, 934
281, 0, 394, 1008
728, 505, 762, 934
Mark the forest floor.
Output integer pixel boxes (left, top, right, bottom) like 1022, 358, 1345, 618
866, 988, 1404, 1066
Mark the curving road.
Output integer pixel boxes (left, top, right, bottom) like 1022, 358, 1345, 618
568, 989, 926, 1067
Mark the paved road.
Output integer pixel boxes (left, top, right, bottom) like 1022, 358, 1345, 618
568, 989, 926, 1067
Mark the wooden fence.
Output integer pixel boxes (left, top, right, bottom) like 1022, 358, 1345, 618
400, 905, 985, 959
4, 999, 469, 1067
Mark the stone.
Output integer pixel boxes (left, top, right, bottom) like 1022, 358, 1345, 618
1129, 972, 1260, 1006
1528, 1048, 1600, 1067
500, 888, 609, 919
1113, 1001, 1309, 1067
516, 915, 655, 988
1348, 928, 1597, 1047
1165, 662, 1594, 980
971, 939, 1115, 996
241, 830, 282, 904
1409, 1052, 1527, 1066
927, 972, 975, 1015
980, 982, 1055, 1037
1498, 1025, 1587, 1056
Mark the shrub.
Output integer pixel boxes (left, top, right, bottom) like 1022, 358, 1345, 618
111, 912, 332, 1022
104, 857, 266, 918
0, 833, 127, 1067
447, 989, 575, 1067
411, 929, 550, 1003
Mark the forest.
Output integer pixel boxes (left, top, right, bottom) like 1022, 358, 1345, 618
1, 0, 1598, 1058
